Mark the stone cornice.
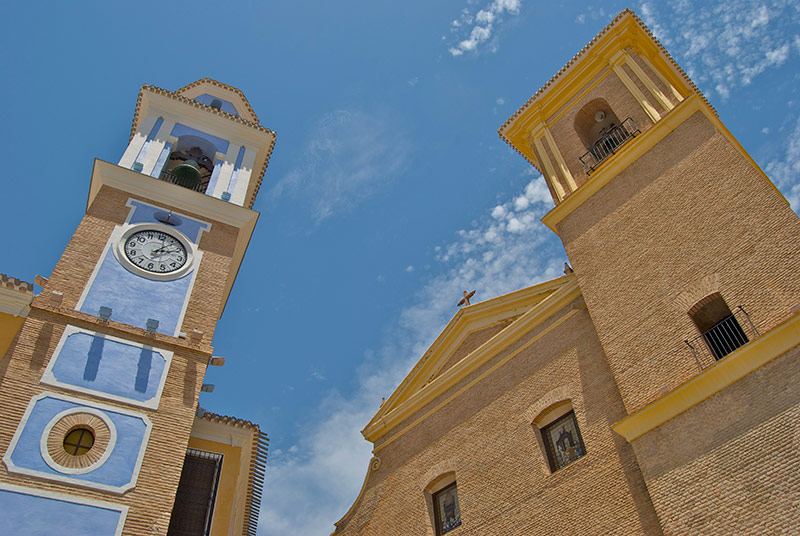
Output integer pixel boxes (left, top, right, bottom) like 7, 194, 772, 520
0, 273, 34, 317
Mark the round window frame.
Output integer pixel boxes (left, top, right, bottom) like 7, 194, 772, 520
114, 223, 196, 281
40, 408, 117, 475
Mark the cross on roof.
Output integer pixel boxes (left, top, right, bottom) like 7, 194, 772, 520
458, 290, 476, 307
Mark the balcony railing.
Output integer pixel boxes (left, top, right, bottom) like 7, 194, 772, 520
579, 116, 640, 175
685, 306, 759, 370
158, 169, 208, 193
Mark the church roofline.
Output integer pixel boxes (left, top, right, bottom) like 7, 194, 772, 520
175, 78, 260, 123
363, 274, 580, 444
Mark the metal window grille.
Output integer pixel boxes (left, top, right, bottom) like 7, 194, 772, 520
578, 116, 640, 174
167, 448, 224, 536
685, 306, 759, 370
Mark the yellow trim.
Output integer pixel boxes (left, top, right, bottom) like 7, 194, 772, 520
543, 128, 577, 191
541, 94, 790, 232
366, 277, 573, 427
533, 135, 565, 201
365, 279, 581, 444
637, 53, 683, 102
624, 55, 673, 112
187, 437, 243, 536
613, 313, 800, 442
612, 62, 661, 123
373, 307, 580, 452
500, 13, 696, 168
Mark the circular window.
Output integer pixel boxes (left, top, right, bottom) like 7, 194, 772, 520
63, 427, 95, 456
41, 409, 116, 474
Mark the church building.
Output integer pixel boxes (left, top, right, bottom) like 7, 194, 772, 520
332, 10, 800, 536
0, 79, 270, 535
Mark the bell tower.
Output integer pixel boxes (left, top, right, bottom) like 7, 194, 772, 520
500, 10, 800, 415
501, 10, 800, 533
0, 79, 275, 535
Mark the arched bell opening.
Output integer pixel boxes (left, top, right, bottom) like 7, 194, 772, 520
574, 98, 621, 148
161, 135, 217, 193
574, 98, 640, 175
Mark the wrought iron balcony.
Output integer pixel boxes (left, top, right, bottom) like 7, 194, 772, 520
158, 168, 208, 193
685, 306, 759, 370
579, 116, 640, 175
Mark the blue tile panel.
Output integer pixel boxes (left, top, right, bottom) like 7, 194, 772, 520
126, 200, 210, 244
49, 331, 167, 404
7, 396, 148, 490
193, 93, 241, 117
79, 248, 193, 335
0, 487, 125, 535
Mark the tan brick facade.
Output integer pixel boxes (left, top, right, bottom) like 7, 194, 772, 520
337, 10, 800, 536
0, 180, 245, 534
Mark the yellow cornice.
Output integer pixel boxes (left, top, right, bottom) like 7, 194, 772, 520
614, 312, 800, 442
363, 277, 581, 444
364, 276, 573, 434
540, 94, 789, 232
87, 159, 259, 318
499, 10, 701, 170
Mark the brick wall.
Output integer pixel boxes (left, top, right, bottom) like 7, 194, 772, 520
556, 111, 800, 414
335, 299, 661, 536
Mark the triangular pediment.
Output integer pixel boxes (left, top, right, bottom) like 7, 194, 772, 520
364, 274, 579, 442
176, 78, 259, 123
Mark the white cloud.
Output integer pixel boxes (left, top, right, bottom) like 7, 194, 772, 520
496, 97, 505, 105
765, 112, 800, 210
448, 0, 523, 57
258, 173, 565, 535
405, 265, 415, 272
270, 110, 411, 223
638, 0, 799, 100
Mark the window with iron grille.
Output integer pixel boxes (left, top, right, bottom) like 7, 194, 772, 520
433, 482, 462, 535
167, 448, 224, 536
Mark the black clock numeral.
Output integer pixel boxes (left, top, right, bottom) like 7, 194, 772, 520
170, 262, 177, 268
137, 236, 146, 243
160, 264, 166, 270
147, 263, 154, 269
129, 250, 137, 256
128, 241, 136, 248
177, 257, 183, 262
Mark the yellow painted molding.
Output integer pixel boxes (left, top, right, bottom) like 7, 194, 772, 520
624, 54, 673, 112
367, 277, 573, 426
540, 93, 790, 232
612, 63, 661, 123
372, 307, 581, 452
613, 312, 800, 442
533, 136, 565, 201
543, 128, 577, 192
364, 278, 581, 444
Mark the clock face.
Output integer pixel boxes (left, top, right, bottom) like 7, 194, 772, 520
123, 230, 188, 274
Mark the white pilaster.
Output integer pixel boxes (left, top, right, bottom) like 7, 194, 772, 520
230, 148, 256, 206
211, 143, 242, 199
141, 120, 176, 176
118, 115, 158, 169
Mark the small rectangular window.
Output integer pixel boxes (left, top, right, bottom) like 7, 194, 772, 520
433, 482, 462, 535
542, 410, 586, 471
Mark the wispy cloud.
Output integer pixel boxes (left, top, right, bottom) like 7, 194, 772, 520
639, 0, 799, 100
270, 110, 411, 223
258, 172, 565, 535
447, 0, 523, 57
765, 111, 800, 210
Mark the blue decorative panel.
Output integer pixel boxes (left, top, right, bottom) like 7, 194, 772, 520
79, 248, 193, 335
42, 327, 170, 408
193, 93, 241, 117
126, 199, 211, 243
4, 393, 151, 494
171, 123, 230, 154
0, 484, 126, 536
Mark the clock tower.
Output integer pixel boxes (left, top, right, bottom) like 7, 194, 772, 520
0, 79, 275, 535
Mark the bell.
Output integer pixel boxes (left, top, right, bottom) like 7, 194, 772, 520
169, 160, 202, 189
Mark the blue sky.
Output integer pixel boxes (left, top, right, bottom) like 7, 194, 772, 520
2, 1, 799, 534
